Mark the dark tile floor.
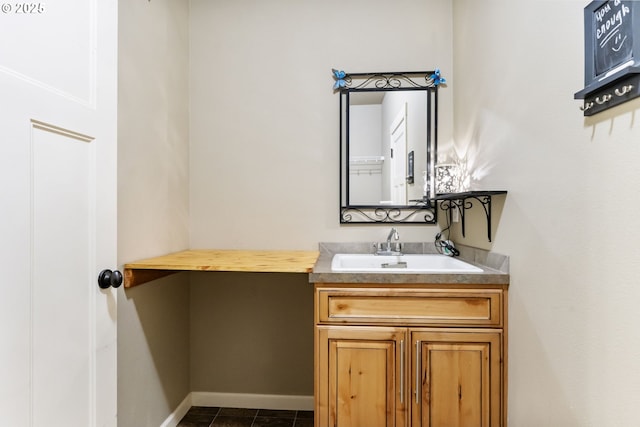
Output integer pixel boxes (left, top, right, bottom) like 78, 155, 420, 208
177, 406, 314, 427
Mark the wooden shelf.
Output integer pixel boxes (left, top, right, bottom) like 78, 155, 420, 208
432, 190, 507, 201
123, 249, 320, 288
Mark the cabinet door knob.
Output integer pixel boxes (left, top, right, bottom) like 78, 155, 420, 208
98, 269, 123, 289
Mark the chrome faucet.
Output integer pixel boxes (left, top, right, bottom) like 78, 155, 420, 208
375, 227, 402, 255
386, 227, 399, 250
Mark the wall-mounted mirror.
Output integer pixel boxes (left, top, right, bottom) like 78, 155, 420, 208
335, 70, 442, 223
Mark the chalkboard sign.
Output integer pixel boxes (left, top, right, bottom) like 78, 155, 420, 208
575, 1, 640, 115
583, 0, 640, 89
593, 1, 633, 75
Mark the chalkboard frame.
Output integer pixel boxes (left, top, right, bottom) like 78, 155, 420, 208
582, 0, 640, 93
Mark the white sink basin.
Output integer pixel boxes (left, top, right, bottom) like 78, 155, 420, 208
331, 253, 483, 273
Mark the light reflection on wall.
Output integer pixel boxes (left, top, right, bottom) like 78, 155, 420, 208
445, 109, 513, 192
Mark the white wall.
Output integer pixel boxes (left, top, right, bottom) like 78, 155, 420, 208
117, 0, 190, 425
452, 1, 640, 425
349, 104, 383, 204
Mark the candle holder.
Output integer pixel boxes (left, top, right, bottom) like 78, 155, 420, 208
435, 164, 460, 195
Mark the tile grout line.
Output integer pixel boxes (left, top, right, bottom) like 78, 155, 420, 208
182, 406, 309, 427
208, 406, 221, 427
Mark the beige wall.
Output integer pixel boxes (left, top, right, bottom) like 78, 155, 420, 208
117, 0, 190, 426
188, 0, 453, 249
452, 1, 640, 425
187, 0, 454, 400
190, 272, 314, 395
116, 0, 640, 425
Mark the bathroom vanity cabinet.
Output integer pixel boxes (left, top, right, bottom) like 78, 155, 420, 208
313, 283, 508, 427
124, 245, 508, 425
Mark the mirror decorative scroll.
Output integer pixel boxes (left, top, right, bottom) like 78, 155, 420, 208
334, 69, 444, 224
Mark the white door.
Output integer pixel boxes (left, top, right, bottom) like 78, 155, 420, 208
0, 1, 118, 426
390, 104, 407, 205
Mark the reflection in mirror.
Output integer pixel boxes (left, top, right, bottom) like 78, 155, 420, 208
336, 71, 442, 224
349, 91, 427, 205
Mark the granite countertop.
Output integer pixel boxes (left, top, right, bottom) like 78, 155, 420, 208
309, 242, 510, 285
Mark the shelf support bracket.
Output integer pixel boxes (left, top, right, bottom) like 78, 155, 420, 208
123, 269, 179, 288
432, 191, 506, 242
468, 195, 493, 242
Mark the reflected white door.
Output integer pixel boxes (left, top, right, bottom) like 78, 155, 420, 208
0, 1, 118, 426
390, 104, 407, 205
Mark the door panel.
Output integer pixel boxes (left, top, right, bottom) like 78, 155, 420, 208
333, 341, 393, 427
425, 343, 487, 426
317, 327, 406, 427
0, 1, 95, 103
390, 103, 407, 205
32, 126, 95, 425
0, 1, 117, 425
412, 330, 502, 427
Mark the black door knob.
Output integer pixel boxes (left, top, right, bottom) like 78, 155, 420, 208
98, 269, 123, 289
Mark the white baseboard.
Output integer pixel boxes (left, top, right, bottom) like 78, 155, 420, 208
191, 391, 314, 411
159, 393, 192, 427
159, 392, 314, 427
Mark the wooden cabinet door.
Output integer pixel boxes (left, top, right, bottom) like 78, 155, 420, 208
316, 326, 407, 427
411, 329, 502, 427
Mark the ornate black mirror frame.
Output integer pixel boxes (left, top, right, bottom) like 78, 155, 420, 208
334, 70, 443, 224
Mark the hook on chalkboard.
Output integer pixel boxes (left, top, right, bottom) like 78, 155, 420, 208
580, 101, 594, 112
615, 85, 634, 96
595, 94, 613, 105
579, 84, 636, 112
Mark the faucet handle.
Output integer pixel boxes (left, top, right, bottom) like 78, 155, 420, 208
373, 242, 387, 253
374, 241, 403, 255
